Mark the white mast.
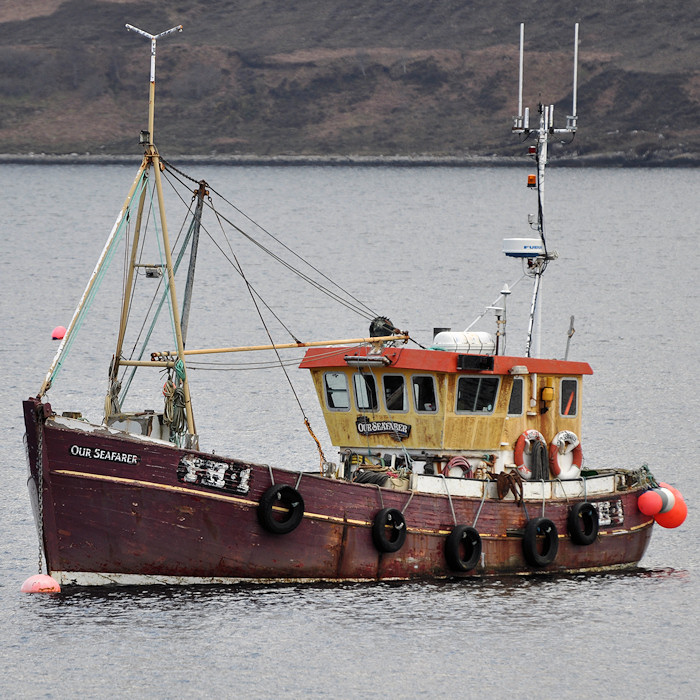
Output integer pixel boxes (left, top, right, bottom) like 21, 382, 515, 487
510, 22, 580, 358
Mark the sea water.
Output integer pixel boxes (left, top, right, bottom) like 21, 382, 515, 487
0, 164, 698, 698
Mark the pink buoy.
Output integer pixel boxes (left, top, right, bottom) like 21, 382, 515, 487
51, 325, 66, 340
21, 574, 61, 593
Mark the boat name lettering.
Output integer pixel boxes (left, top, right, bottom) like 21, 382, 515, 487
356, 418, 411, 439
70, 444, 140, 464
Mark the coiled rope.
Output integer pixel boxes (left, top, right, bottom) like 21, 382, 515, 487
163, 378, 186, 434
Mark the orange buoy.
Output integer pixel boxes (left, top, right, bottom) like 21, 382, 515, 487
655, 497, 687, 529
21, 574, 61, 593
51, 326, 66, 340
654, 482, 688, 529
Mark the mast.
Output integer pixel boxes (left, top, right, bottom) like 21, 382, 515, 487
115, 24, 197, 439
180, 182, 207, 346
511, 22, 579, 357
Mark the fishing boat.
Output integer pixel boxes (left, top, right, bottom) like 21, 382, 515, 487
23, 23, 686, 587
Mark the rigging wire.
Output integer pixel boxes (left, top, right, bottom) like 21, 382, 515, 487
162, 159, 381, 322
207, 197, 329, 470
160, 169, 304, 342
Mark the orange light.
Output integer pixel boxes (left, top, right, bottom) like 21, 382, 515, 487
527, 174, 537, 187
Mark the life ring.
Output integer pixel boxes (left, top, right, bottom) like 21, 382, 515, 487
445, 525, 482, 572
549, 430, 583, 479
522, 517, 559, 567
514, 430, 546, 480
372, 508, 407, 553
257, 484, 305, 535
567, 502, 599, 546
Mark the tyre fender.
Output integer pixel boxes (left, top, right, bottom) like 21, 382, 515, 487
567, 502, 599, 546
257, 484, 305, 535
372, 507, 407, 553
522, 517, 559, 567
445, 525, 482, 572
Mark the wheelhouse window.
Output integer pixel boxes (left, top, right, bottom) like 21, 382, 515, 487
383, 374, 407, 412
353, 372, 378, 412
560, 378, 578, 416
324, 372, 349, 410
456, 376, 500, 413
508, 377, 524, 415
412, 375, 438, 413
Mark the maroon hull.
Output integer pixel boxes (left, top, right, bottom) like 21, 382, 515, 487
24, 399, 653, 585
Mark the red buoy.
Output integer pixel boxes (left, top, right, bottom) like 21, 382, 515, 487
51, 325, 66, 340
654, 482, 688, 529
638, 489, 663, 516
21, 574, 61, 593
655, 498, 688, 529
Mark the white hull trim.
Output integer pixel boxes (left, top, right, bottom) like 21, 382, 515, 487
53, 562, 642, 587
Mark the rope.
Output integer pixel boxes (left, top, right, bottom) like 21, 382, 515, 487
304, 419, 328, 473
639, 463, 659, 489
401, 489, 415, 515
541, 480, 547, 518
104, 378, 122, 419
440, 474, 457, 526
553, 477, 569, 503
162, 378, 186, 434
46, 174, 147, 390
375, 484, 385, 510
473, 480, 489, 528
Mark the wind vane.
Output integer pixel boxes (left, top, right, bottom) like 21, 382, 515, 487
125, 24, 183, 145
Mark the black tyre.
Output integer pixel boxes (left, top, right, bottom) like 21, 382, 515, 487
372, 508, 407, 553
445, 525, 482, 572
567, 502, 599, 546
522, 517, 559, 567
257, 484, 304, 535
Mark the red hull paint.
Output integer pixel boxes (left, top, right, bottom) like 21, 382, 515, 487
24, 399, 652, 584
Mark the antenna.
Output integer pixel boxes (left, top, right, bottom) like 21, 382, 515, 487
516, 23, 524, 129
512, 23, 579, 137
508, 23, 580, 358
126, 24, 183, 145
568, 23, 580, 131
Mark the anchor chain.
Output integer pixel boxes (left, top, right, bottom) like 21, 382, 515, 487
35, 410, 45, 575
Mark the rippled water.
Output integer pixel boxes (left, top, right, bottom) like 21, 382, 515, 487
1, 164, 698, 698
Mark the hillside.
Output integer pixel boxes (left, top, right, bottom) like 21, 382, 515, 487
1, 0, 700, 162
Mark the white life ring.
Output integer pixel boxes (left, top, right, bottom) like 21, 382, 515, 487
514, 430, 546, 480
549, 430, 583, 479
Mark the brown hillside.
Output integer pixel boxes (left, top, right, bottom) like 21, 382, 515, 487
1, 0, 700, 161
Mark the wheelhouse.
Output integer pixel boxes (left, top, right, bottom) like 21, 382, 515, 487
300, 345, 592, 472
